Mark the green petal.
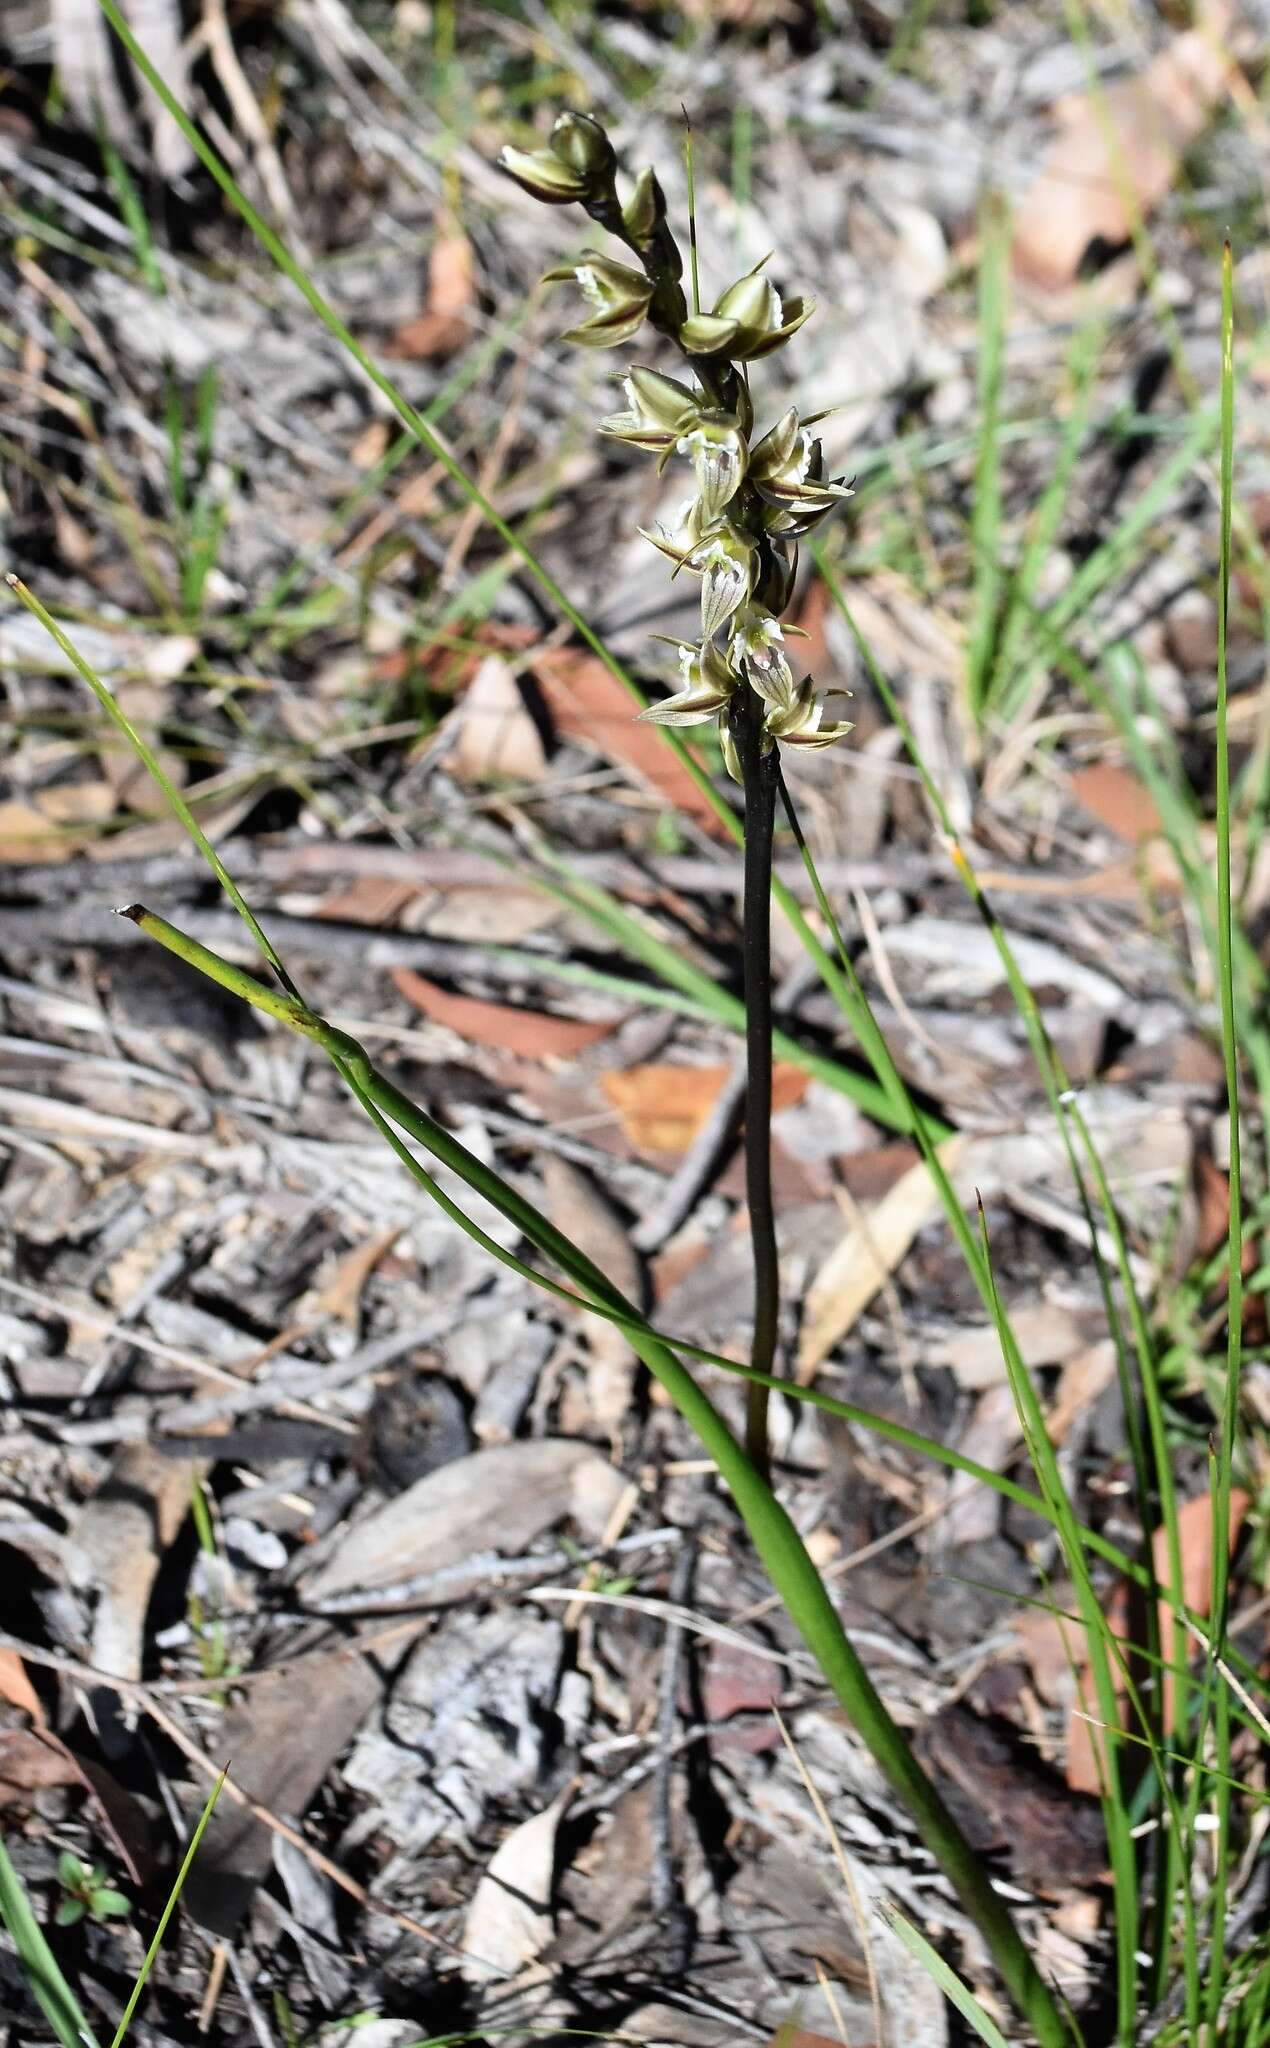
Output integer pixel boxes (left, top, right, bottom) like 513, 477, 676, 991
499, 147, 587, 202
743, 298, 815, 359
679, 313, 739, 355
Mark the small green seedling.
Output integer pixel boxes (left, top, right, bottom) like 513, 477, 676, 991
558, 1536, 636, 1598
54, 1852, 131, 1929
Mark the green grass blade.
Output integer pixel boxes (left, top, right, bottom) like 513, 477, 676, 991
882, 1904, 1012, 2048
975, 1201, 1138, 2041
108, 1767, 227, 2048
0, 1834, 100, 2048
1204, 234, 1241, 2033
98, 132, 164, 296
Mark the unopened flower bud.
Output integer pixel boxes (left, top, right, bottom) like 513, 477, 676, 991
622, 166, 667, 249
549, 111, 614, 179
500, 144, 592, 204
500, 113, 615, 205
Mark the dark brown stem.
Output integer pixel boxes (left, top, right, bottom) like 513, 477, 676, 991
728, 692, 781, 1480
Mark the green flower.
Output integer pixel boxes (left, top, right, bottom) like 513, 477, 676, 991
598, 368, 698, 450
679, 267, 814, 361
500, 112, 615, 204
690, 522, 757, 638
639, 493, 711, 566
544, 252, 654, 348
729, 604, 795, 711
751, 408, 853, 533
674, 409, 747, 521
638, 639, 737, 727
763, 676, 853, 750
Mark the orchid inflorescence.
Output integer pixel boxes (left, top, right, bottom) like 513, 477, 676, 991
500, 111, 853, 780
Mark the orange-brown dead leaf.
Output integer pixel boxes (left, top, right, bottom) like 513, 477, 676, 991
1069, 762, 1164, 844
1194, 1153, 1232, 1263
0, 799, 72, 863
391, 965, 622, 1060
1065, 1486, 1250, 1795
602, 1061, 807, 1153
315, 875, 420, 927
766, 2032, 852, 2048
0, 1727, 154, 1883
1012, 3, 1233, 290
315, 1228, 404, 1328
0, 1648, 45, 1727
373, 622, 536, 698
384, 225, 474, 360
533, 648, 731, 837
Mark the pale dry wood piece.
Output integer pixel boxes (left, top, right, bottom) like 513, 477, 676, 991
1048, 1338, 1117, 1446
0, 1272, 352, 1428
799, 1134, 967, 1379
876, 915, 1124, 1012
941, 1383, 1021, 1549
66, 1442, 203, 1691
50, 0, 194, 175
448, 655, 549, 784
924, 1298, 1096, 1391
49, 0, 132, 163
801, 1093, 1190, 1374
0, 1082, 222, 1154
460, 1784, 574, 1986
631, 1057, 746, 1254
302, 1438, 628, 1602
196, 0, 305, 247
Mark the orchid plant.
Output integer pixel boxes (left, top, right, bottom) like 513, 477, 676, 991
502, 112, 853, 1474
503, 112, 853, 773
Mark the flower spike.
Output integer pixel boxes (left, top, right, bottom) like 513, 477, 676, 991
498, 109, 852, 769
